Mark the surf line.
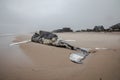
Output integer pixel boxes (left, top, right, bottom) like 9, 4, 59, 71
9, 40, 31, 46
95, 48, 108, 50
64, 40, 76, 42
0, 34, 14, 37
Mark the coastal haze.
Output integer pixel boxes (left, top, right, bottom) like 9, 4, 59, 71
0, 0, 120, 33
0, 0, 120, 80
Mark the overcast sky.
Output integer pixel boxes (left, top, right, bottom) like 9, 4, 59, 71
0, 0, 120, 33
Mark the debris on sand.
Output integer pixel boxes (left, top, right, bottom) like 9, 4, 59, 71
31, 30, 91, 64
69, 51, 89, 64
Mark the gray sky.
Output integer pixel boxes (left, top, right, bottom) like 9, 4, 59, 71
0, 0, 120, 33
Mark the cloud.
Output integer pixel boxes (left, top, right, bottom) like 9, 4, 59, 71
0, 0, 120, 33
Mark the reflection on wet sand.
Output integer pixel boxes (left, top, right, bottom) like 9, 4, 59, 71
0, 36, 34, 80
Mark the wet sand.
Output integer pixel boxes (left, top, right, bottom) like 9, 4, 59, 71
0, 32, 120, 80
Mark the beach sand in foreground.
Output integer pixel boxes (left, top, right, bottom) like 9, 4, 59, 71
1, 32, 120, 80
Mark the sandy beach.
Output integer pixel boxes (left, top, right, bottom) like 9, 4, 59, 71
0, 32, 120, 80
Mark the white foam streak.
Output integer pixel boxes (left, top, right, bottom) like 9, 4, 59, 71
64, 40, 76, 42
10, 40, 31, 46
95, 48, 108, 50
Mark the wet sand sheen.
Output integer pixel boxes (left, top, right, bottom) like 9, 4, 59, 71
0, 32, 120, 80
0, 36, 34, 80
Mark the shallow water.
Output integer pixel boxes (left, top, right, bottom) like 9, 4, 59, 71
0, 35, 33, 80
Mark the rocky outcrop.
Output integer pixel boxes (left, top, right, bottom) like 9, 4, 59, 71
52, 27, 73, 33
93, 25, 105, 32
109, 23, 120, 31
